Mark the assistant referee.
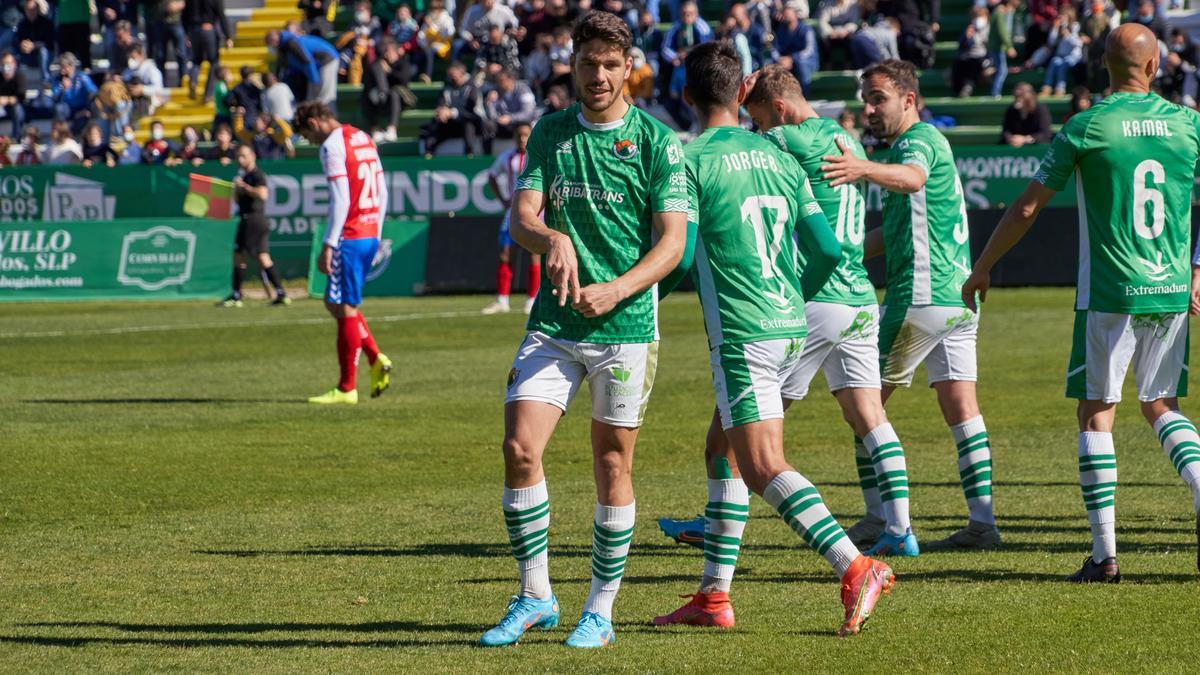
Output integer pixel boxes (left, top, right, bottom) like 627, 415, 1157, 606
219, 145, 290, 307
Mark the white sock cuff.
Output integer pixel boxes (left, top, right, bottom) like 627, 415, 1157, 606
762, 470, 811, 510
708, 478, 749, 504
950, 415, 986, 441
595, 501, 636, 527
503, 480, 548, 510
1078, 431, 1115, 456
863, 423, 899, 449
1152, 410, 1189, 434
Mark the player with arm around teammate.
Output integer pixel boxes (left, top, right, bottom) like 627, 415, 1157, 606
820, 60, 1001, 551
963, 23, 1200, 581
478, 11, 689, 649
657, 65, 920, 560
651, 41, 895, 638
296, 101, 394, 404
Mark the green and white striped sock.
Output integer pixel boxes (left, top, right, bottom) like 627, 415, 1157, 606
582, 501, 635, 619
1078, 432, 1117, 562
865, 423, 911, 536
951, 416, 995, 525
502, 481, 551, 599
1153, 411, 1200, 510
700, 474, 749, 593
855, 436, 885, 519
763, 470, 860, 578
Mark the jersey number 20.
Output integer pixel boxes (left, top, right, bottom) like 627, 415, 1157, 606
357, 160, 382, 210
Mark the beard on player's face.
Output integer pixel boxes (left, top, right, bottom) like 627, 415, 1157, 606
573, 43, 630, 114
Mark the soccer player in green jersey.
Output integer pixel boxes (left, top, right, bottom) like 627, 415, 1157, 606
478, 12, 690, 649
657, 65, 919, 558
963, 23, 1200, 581
820, 60, 1001, 551
651, 42, 895, 637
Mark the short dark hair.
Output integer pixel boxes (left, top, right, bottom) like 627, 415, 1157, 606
684, 41, 743, 112
295, 100, 335, 129
572, 10, 632, 55
861, 59, 919, 96
744, 64, 803, 108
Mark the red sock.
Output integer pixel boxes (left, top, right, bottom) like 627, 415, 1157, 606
527, 261, 541, 298
336, 316, 362, 392
357, 313, 379, 364
497, 260, 513, 298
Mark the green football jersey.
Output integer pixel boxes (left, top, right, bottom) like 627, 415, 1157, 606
516, 103, 689, 343
880, 122, 971, 308
763, 118, 875, 306
687, 126, 817, 349
1034, 92, 1200, 313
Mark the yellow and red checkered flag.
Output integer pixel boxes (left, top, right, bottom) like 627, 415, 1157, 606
183, 173, 234, 219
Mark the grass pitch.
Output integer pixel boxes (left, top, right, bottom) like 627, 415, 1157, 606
1, 288, 1198, 673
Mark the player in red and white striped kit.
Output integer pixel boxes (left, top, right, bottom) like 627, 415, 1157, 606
481, 122, 541, 316
295, 101, 393, 405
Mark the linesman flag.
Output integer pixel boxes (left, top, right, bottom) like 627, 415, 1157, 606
183, 174, 234, 219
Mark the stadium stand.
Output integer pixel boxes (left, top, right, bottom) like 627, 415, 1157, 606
1, 0, 1198, 165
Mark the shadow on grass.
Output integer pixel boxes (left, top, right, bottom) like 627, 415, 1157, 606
194, 542, 695, 559
23, 398, 306, 405
821, 481, 1178, 489
18, 620, 479, 634
0, 635, 473, 649
748, 568, 1200, 584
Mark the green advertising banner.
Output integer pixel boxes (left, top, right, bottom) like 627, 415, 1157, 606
0, 146, 1138, 280
0, 217, 237, 301
306, 218, 431, 298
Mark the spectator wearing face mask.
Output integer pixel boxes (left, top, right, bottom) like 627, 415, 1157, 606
124, 42, 168, 111
0, 51, 26, 138
116, 123, 142, 163
45, 119, 83, 164
1128, 0, 1168, 41
81, 122, 120, 167
14, 123, 40, 164
1000, 82, 1052, 147
141, 119, 177, 164
625, 47, 654, 106
952, 7, 989, 97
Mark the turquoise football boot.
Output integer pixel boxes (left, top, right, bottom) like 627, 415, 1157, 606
564, 612, 615, 648
479, 594, 560, 647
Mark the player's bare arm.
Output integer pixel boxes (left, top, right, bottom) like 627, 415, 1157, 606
512, 187, 580, 306
822, 139, 926, 192
573, 210, 687, 318
961, 182, 1056, 311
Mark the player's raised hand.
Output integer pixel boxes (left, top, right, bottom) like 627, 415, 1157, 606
546, 233, 581, 307
821, 138, 868, 187
962, 269, 990, 312
572, 282, 623, 318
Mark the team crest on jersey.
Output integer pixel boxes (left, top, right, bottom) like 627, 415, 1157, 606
666, 143, 682, 165
507, 368, 520, 389
613, 139, 638, 160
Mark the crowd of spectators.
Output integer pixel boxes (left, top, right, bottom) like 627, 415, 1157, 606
0, 0, 1199, 166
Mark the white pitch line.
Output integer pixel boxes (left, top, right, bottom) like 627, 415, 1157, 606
0, 310, 487, 340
